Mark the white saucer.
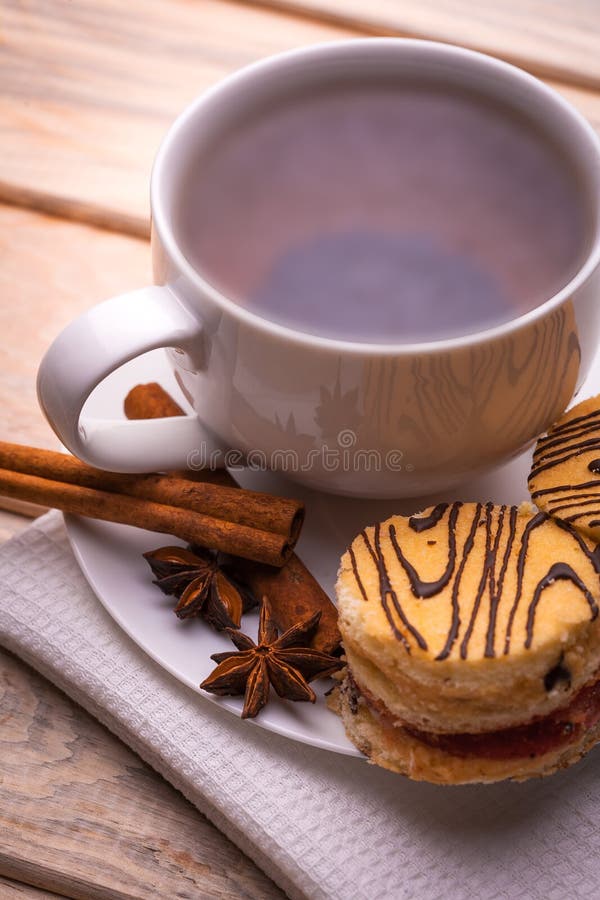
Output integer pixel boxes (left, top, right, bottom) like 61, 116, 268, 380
65, 347, 600, 755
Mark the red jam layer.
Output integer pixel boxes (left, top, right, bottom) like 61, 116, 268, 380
357, 677, 600, 760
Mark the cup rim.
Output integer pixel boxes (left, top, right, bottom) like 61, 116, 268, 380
151, 37, 600, 357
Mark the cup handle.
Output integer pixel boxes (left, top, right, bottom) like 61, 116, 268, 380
37, 285, 227, 472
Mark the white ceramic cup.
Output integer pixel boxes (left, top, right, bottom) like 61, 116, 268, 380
37, 39, 600, 498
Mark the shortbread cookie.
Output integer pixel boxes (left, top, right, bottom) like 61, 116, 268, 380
334, 502, 600, 783
529, 394, 600, 542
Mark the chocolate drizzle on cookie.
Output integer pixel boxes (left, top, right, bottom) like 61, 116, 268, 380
525, 562, 597, 649
528, 402, 600, 532
530, 436, 600, 481
359, 524, 427, 652
460, 503, 504, 660
436, 502, 482, 661
503, 512, 547, 654
408, 503, 449, 532
485, 505, 518, 658
348, 544, 369, 604
347, 504, 600, 661
389, 504, 460, 600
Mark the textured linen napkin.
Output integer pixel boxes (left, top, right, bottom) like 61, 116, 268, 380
2, 512, 600, 900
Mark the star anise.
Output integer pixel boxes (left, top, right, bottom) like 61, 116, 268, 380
200, 598, 344, 718
143, 544, 256, 630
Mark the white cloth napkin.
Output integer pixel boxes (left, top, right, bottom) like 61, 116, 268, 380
2, 512, 600, 900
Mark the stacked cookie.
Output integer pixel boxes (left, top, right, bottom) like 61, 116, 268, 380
334, 395, 600, 784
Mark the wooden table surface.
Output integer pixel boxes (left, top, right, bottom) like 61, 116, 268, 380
1, 1, 600, 896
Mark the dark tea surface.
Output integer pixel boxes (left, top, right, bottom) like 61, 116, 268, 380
177, 82, 589, 343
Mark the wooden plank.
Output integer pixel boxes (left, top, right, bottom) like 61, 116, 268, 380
0, 0, 351, 232
0, 647, 284, 900
0, 876, 67, 899
0, 201, 151, 539
0, 181, 149, 241
0, 204, 149, 452
0, 202, 149, 536
0, 204, 282, 896
250, 0, 600, 90
555, 83, 600, 135
3, 0, 600, 240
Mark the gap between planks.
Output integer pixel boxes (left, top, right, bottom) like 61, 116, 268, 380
0, 182, 149, 241
4, 74, 600, 244
3, 0, 600, 239
0, 647, 284, 900
0, 875, 68, 899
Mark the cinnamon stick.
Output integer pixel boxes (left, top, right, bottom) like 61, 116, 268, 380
232, 555, 342, 656
124, 382, 186, 419
0, 467, 293, 567
124, 383, 342, 653
0, 442, 304, 543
